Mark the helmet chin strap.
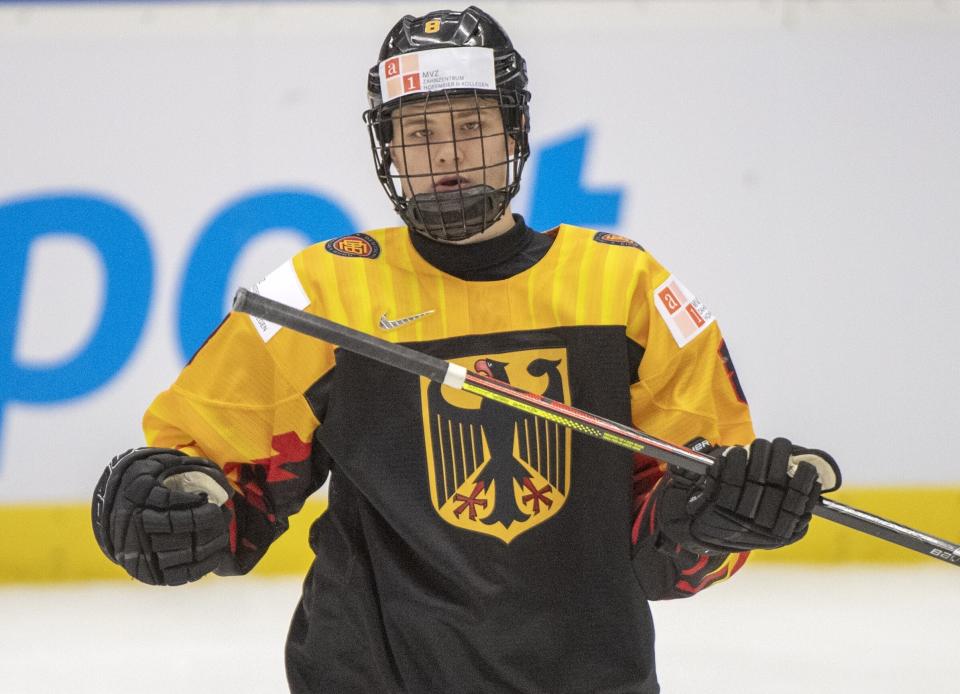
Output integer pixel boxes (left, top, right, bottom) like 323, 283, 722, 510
404, 185, 508, 242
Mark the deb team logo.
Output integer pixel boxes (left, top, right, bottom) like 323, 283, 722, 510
593, 231, 643, 250
419, 348, 572, 543
324, 233, 381, 259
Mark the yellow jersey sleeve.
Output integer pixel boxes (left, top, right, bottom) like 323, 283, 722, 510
627, 251, 755, 599
627, 254, 754, 447
142, 254, 336, 573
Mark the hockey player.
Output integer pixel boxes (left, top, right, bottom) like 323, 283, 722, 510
92, 6, 841, 693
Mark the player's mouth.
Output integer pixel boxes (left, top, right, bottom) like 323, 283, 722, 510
433, 176, 471, 193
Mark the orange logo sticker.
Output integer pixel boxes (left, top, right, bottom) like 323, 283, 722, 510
384, 57, 400, 78
402, 73, 421, 94
686, 303, 705, 328
653, 276, 715, 348
658, 286, 682, 315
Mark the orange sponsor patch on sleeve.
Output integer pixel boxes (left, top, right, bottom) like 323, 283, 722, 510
652, 275, 715, 347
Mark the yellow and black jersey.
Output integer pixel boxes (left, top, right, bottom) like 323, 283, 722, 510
143, 217, 754, 693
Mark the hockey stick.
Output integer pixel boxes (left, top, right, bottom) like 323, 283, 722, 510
233, 288, 960, 568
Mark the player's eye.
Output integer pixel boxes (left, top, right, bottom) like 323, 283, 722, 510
400, 122, 429, 139
461, 121, 481, 132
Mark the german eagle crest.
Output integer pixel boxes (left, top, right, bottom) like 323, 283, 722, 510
419, 347, 572, 543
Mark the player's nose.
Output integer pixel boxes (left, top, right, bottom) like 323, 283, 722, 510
431, 134, 464, 166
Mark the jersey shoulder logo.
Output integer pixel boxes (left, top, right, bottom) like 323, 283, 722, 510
420, 347, 572, 543
593, 231, 644, 250
249, 259, 310, 342
653, 274, 715, 348
379, 309, 434, 331
324, 233, 381, 259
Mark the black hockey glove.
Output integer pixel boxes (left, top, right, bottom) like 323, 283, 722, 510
92, 448, 233, 586
656, 437, 841, 554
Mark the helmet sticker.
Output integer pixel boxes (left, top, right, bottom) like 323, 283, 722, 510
379, 47, 496, 103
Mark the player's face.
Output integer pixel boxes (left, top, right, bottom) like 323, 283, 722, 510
389, 96, 515, 199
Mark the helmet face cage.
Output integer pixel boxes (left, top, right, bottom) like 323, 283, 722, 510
364, 7, 531, 242
364, 87, 530, 242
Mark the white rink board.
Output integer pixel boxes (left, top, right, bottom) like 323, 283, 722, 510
1, 1, 959, 503
0, 566, 956, 693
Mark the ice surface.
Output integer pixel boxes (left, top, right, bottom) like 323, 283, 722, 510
0, 565, 956, 693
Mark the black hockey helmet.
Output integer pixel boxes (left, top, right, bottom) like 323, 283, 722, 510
363, 6, 531, 242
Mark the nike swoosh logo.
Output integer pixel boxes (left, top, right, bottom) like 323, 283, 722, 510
379, 309, 435, 331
